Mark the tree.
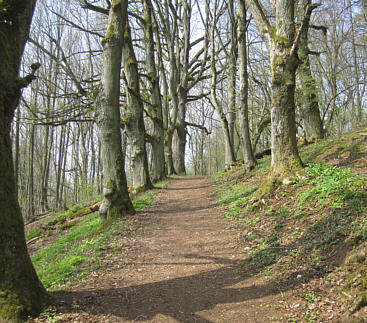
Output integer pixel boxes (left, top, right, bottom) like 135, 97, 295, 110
238, 0, 256, 171
297, 0, 324, 141
122, 21, 153, 193
209, 0, 236, 170
245, 0, 318, 194
143, 0, 166, 182
0, 0, 48, 321
96, 0, 134, 221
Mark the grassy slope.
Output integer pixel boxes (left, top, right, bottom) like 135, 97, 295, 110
27, 181, 167, 291
211, 128, 367, 322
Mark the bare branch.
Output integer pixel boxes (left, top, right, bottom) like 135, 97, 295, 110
80, 0, 109, 15
184, 121, 211, 135
310, 24, 327, 36
16, 63, 41, 89
290, 3, 320, 57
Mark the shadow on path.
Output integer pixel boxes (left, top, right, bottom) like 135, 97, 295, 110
51, 176, 357, 322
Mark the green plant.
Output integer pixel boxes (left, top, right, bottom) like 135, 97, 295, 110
216, 185, 257, 218
304, 293, 317, 302
36, 306, 64, 323
298, 164, 366, 208
26, 228, 44, 240
31, 187, 161, 290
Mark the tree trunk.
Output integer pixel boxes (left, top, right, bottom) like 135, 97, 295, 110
0, 1, 48, 321
269, 1, 303, 180
238, 0, 256, 171
297, 0, 324, 141
172, 87, 187, 174
14, 106, 21, 191
245, 0, 318, 192
171, 0, 191, 175
221, 118, 236, 169
209, 0, 235, 170
96, 0, 134, 221
40, 123, 52, 212
27, 123, 35, 218
227, 0, 237, 149
143, 0, 166, 182
122, 22, 153, 193
154, 1, 179, 175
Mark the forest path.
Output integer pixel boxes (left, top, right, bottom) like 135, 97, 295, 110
53, 177, 283, 322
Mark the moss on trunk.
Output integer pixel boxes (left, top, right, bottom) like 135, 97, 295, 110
0, 1, 49, 321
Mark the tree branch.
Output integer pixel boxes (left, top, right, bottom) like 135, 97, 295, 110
245, 0, 272, 46
80, 0, 109, 15
290, 3, 320, 57
310, 24, 328, 36
184, 121, 211, 135
16, 63, 41, 89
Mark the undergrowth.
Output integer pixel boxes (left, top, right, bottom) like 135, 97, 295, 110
296, 163, 366, 208
31, 181, 167, 290
211, 129, 367, 320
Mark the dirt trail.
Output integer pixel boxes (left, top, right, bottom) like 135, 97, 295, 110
53, 177, 285, 322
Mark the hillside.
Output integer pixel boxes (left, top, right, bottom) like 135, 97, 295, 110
26, 128, 367, 322
212, 127, 367, 322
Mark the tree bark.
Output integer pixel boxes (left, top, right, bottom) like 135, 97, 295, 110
245, 0, 318, 192
227, 0, 237, 149
209, 0, 235, 170
173, 86, 188, 174
122, 22, 153, 193
297, 0, 324, 141
238, 0, 256, 171
269, 0, 303, 179
0, 1, 48, 321
171, 0, 191, 175
143, 0, 166, 182
96, 0, 134, 221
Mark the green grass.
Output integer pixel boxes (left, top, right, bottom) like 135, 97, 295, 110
212, 131, 367, 272
26, 228, 45, 240
216, 184, 257, 218
31, 187, 163, 290
297, 163, 367, 208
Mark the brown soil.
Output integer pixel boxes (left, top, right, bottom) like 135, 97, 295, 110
47, 177, 296, 322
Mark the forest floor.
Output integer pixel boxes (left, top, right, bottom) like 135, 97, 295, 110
29, 128, 367, 322
42, 176, 290, 322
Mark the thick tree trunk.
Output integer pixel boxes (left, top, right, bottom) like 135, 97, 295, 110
270, 1, 303, 179
245, 0, 316, 195
97, 0, 134, 221
172, 87, 187, 174
271, 60, 302, 178
238, 0, 256, 171
297, 0, 324, 141
143, 0, 166, 182
171, 0, 191, 175
165, 130, 175, 175
0, 1, 48, 321
246, 0, 318, 189
122, 23, 153, 193
155, 2, 179, 175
